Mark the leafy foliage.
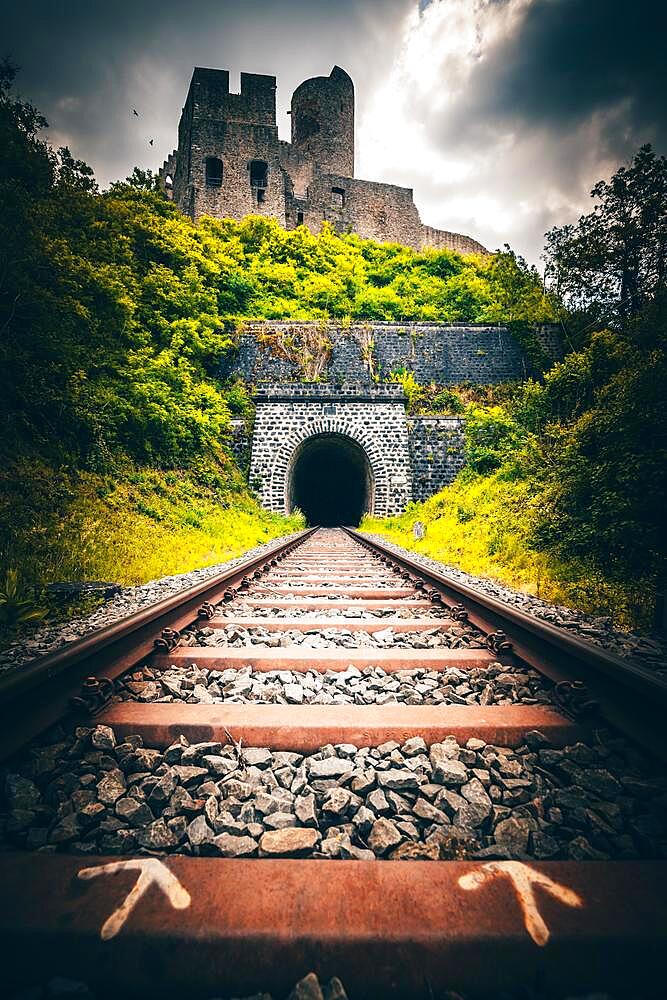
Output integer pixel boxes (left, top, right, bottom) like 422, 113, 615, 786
368, 301, 667, 628
531, 307, 667, 589
388, 370, 466, 416
544, 144, 667, 336
0, 569, 47, 627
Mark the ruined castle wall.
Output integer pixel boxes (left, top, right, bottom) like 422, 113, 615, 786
171, 64, 488, 252
173, 68, 286, 223
303, 174, 423, 247
224, 322, 562, 385
420, 225, 488, 256
191, 121, 285, 223
189, 69, 276, 126
279, 141, 314, 202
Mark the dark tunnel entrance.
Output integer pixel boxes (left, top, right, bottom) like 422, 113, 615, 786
288, 433, 374, 526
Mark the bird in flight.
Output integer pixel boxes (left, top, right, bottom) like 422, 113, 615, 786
132, 108, 139, 117
148, 138, 154, 146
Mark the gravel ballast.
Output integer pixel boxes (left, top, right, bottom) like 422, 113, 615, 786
215, 603, 453, 619
360, 532, 667, 675
0, 533, 305, 677
114, 662, 554, 707
3, 723, 665, 862
7, 972, 638, 1000
186, 621, 486, 650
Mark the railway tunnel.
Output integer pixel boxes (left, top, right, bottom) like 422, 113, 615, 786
287, 433, 373, 526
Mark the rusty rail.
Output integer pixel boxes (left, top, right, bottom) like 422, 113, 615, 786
0, 528, 316, 760
347, 528, 667, 756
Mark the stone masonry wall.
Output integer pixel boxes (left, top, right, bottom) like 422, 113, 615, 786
173, 68, 285, 225
290, 67, 354, 178
223, 322, 562, 385
249, 384, 411, 517
229, 419, 251, 474
306, 174, 423, 247
420, 225, 487, 255
408, 417, 466, 503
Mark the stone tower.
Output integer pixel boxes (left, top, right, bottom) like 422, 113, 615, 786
171, 68, 284, 224
290, 66, 354, 178
161, 64, 487, 254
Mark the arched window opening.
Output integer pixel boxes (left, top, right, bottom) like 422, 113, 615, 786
249, 159, 268, 188
205, 157, 223, 187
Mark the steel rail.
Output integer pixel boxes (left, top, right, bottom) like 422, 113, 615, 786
0, 527, 316, 761
347, 528, 667, 756
0, 526, 665, 998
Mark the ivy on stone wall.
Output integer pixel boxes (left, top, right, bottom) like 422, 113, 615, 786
505, 320, 552, 372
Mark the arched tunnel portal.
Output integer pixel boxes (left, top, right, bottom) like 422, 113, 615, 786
287, 433, 374, 526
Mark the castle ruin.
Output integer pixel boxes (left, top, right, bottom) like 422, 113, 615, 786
155, 65, 561, 526
160, 65, 486, 254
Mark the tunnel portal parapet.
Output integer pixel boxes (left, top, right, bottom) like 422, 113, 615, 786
247, 382, 465, 521
226, 322, 562, 385
249, 383, 412, 519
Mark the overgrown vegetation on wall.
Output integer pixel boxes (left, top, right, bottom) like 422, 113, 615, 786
1, 66, 664, 633
0, 65, 555, 613
366, 147, 667, 629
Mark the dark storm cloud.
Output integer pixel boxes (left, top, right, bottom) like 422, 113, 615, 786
385, 0, 667, 260
4, 0, 412, 184
428, 0, 667, 169
3, 1, 666, 262
474, 0, 667, 144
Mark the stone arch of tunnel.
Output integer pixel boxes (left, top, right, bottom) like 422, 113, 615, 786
287, 432, 374, 526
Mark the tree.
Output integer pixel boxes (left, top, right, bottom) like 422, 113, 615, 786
110, 166, 162, 193
544, 145, 667, 336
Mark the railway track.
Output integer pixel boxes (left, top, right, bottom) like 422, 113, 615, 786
1, 527, 666, 999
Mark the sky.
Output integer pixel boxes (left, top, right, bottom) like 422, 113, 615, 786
5, 0, 666, 265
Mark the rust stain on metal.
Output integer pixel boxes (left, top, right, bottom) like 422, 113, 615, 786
206, 616, 462, 633
1, 854, 666, 997
151, 645, 496, 673
100, 702, 581, 751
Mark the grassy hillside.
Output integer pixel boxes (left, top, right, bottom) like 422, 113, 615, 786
0, 67, 552, 627
363, 473, 638, 626
1, 68, 664, 636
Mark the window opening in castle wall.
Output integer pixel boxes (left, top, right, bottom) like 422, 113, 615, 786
332, 187, 345, 208
205, 157, 223, 187
250, 160, 269, 188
